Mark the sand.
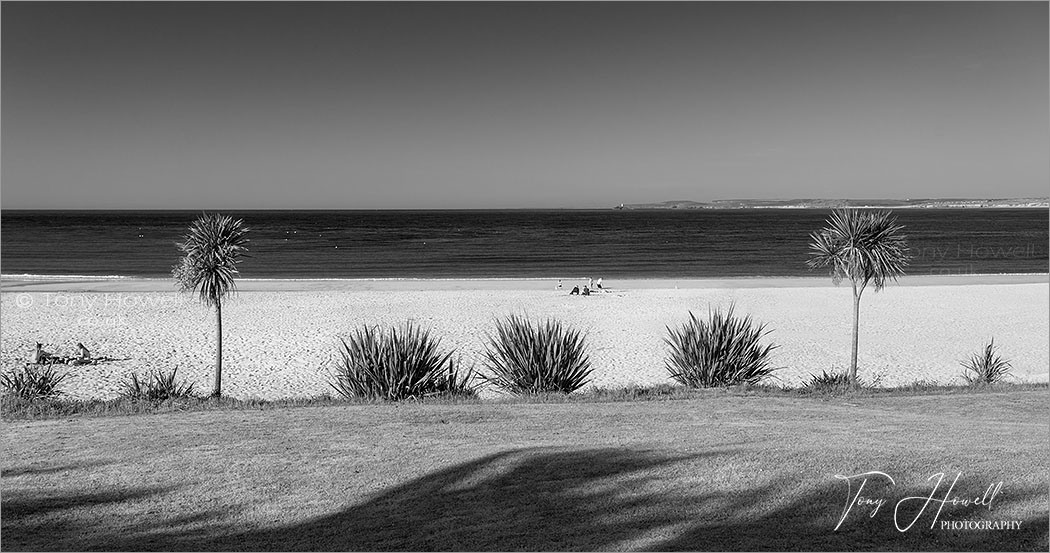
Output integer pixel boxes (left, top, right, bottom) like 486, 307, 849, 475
1, 275, 1047, 400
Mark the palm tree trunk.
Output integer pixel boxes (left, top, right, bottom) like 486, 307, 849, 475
213, 300, 223, 397
850, 283, 861, 387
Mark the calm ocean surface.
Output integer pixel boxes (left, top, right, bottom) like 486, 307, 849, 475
1, 209, 1047, 279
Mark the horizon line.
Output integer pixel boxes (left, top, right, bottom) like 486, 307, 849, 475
3, 196, 1048, 212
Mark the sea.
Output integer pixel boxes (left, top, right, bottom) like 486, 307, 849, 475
1, 209, 1047, 279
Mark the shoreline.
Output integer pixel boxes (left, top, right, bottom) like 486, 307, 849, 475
2, 273, 1047, 292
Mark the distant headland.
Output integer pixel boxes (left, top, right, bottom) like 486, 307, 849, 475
614, 198, 1049, 210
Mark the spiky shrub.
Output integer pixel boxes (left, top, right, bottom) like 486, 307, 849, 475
961, 338, 1012, 385
119, 367, 198, 402
800, 370, 854, 394
665, 305, 780, 388
483, 315, 593, 394
329, 322, 475, 400
0, 363, 69, 400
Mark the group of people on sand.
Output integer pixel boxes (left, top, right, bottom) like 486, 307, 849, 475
30, 342, 96, 365
558, 277, 605, 296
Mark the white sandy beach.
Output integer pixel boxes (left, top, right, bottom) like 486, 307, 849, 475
1, 275, 1047, 400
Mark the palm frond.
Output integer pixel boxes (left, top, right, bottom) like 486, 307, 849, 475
806, 209, 910, 292
173, 213, 250, 307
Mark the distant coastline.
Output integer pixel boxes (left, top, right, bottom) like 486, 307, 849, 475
615, 198, 1050, 210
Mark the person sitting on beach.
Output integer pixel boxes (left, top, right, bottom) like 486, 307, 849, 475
31, 343, 55, 364
569, 286, 580, 295
597, 277, 604, 291
73, 342, 93, 365
556, 279, 563, 290
582, 286, 591, 296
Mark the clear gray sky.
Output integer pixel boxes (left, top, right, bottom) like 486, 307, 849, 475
2, 2, 1047, 209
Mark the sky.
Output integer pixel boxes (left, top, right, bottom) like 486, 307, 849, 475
2, 2, 1047, 209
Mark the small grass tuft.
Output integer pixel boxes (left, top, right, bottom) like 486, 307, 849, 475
430, 358, 482, 399
0, 363, 70, 400
119, 367, 198, 402
799, 369, 855, 394
665, 305, 780, 388
483, 314, 594, 394
589, 383, 687, 401
961, 338, 1013, 385
892, 378, 944, 393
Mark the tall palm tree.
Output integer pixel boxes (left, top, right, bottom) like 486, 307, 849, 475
173, 213, 250, 397
807, 209, 910, 386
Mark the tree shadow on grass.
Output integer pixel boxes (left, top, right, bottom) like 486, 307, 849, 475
226, 446, 718, 551
2, 447, 1047, 551
2, 484, 180, 550
655, 472, 1049, 551
2, 460, 114, 479
218, 448, 1050, 551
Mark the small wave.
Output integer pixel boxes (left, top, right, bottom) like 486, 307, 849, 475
4, 272, 1046, 283
0, 274, 135, 280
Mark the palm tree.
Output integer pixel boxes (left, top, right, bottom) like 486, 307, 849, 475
173, 213, 250, 397
807, 209, 910, 386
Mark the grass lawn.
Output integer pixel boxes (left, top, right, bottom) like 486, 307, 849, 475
2, 390, 1047, 551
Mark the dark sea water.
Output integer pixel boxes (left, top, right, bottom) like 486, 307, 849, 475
1, 209, 1047, 279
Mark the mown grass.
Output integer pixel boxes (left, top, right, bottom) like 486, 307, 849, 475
2, 390, 1046, 551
